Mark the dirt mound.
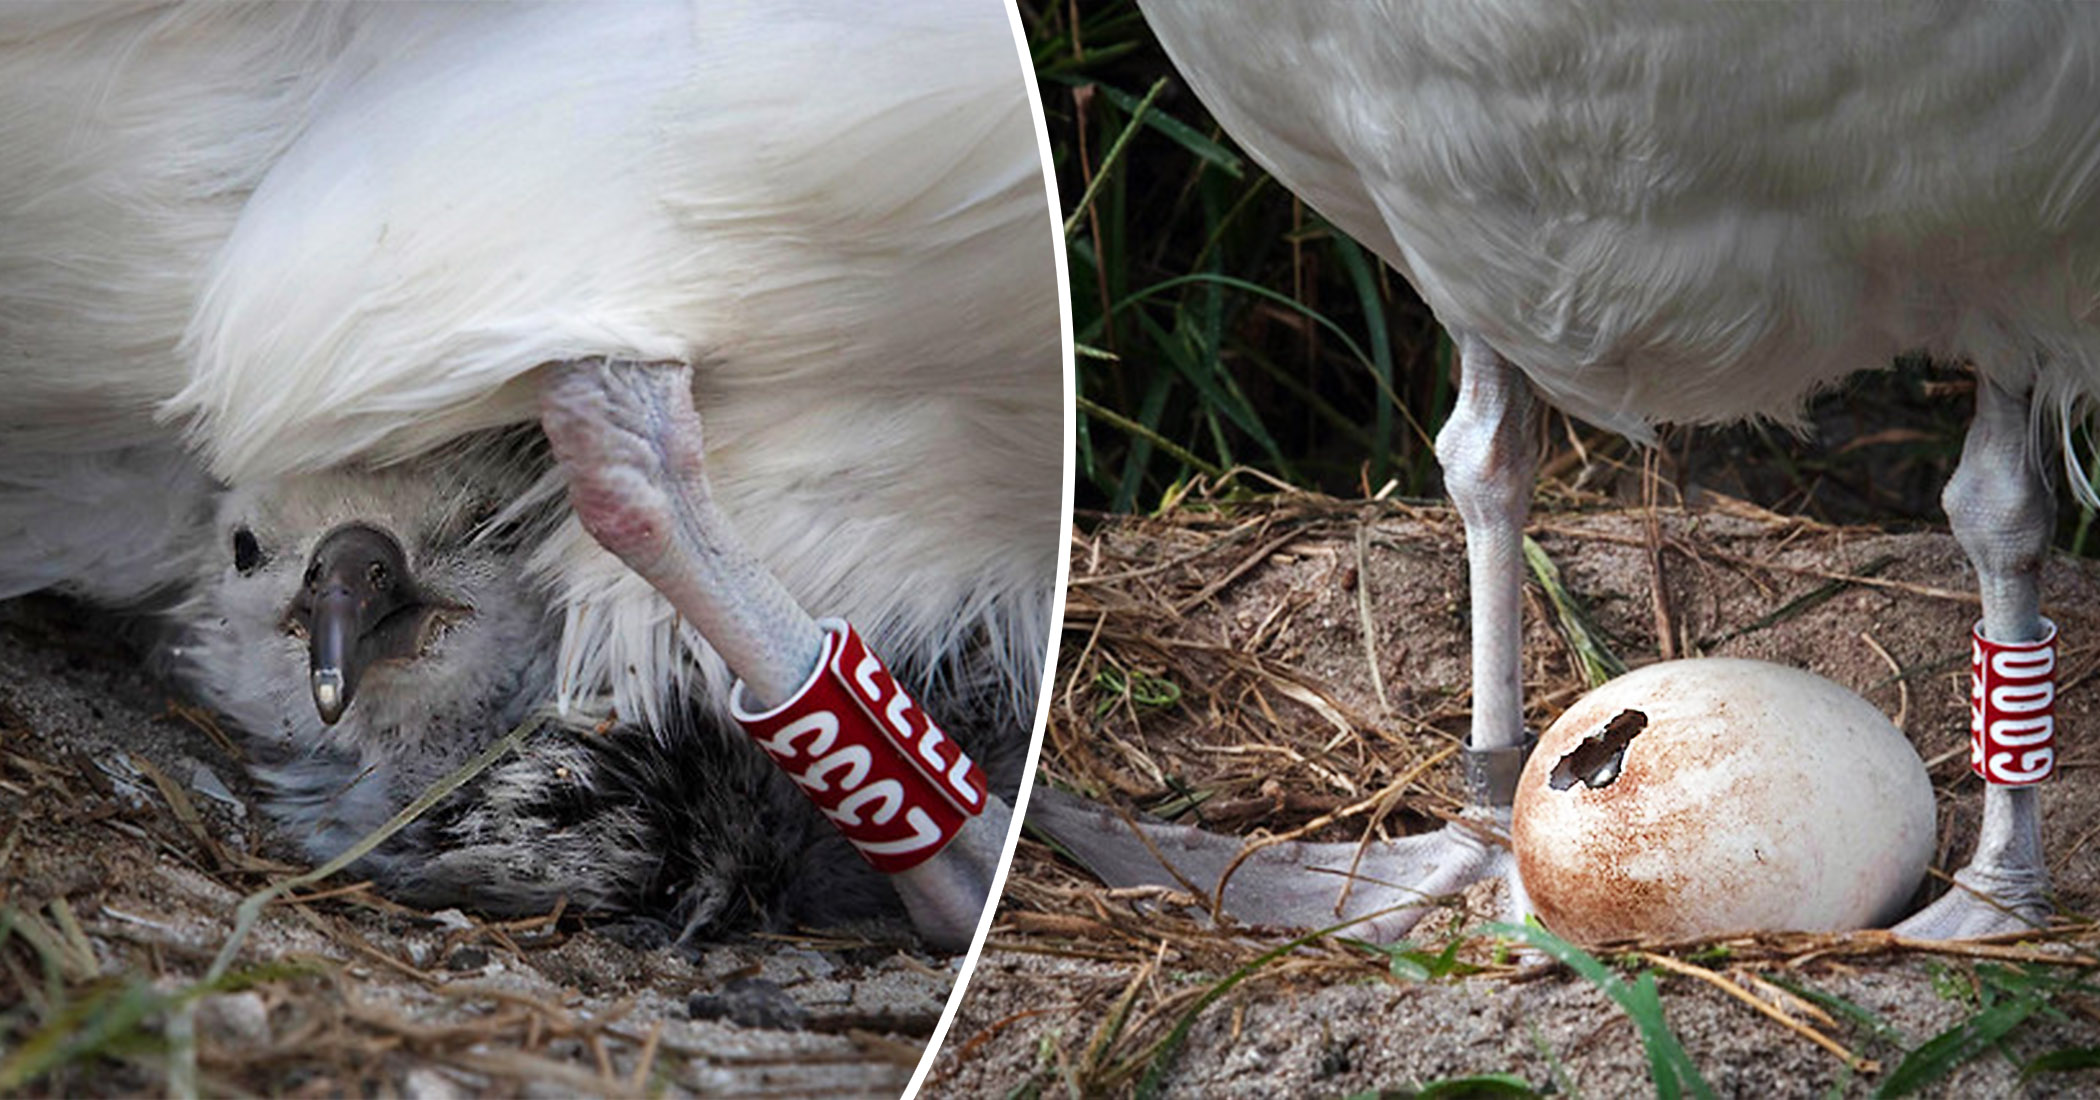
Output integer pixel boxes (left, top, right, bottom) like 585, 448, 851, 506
927, 495, 2100, 1098
0, 597, 952, 1097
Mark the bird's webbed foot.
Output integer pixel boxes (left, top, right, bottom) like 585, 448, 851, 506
1027, 787, 1521, 943
1891, 782, 2052, 940
1891, 862, 2052, 940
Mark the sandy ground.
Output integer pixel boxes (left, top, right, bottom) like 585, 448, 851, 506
923, 497, 2100, 1098
0, 596, 956, 1097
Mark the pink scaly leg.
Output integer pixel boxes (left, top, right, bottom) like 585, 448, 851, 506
539, 358, 1010, 950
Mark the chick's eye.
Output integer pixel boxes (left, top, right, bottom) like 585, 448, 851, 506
232, 527, 265, 575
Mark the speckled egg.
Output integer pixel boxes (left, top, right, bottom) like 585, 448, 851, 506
1513, 659, 1934, 942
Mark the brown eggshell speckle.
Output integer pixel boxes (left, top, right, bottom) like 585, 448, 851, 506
1513, 659, 1934, 943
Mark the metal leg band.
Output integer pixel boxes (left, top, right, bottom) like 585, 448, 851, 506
1463, 730, 1538, 808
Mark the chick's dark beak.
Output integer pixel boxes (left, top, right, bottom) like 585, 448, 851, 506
287, 523, 451, 725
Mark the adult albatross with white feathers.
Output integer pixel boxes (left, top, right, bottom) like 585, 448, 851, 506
1033, 0, 2095, 940
0, 1, 1061, 949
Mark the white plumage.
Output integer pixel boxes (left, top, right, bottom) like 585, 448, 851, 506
0, 2, 1060, 941
1140, 3, 2100, 443
1038, 1, 2092, 941
0, 0, 1060, 729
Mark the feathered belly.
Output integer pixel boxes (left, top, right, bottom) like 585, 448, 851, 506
1397, 205, 1917, 434
1141, 0, 2100, 432
1400, 200, 2100, 436
1, 0, 1061, 728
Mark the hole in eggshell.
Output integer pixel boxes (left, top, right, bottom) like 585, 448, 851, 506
1549, 708, 1647, 790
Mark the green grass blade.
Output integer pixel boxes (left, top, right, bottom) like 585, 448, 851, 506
2025, 1046, 2100, 1078
1700, 555, 1898, 648
1132, 906, 1449, 1099
1522, 537, 1626, 687
1347, 1075, 1541, 1099
1132, 306, 1290, 479
1486, 922, 1714, 1100
1088, 80, 1244, 178
1418, 1072, 1543, 1098
1096, 274, 1379, 370
1873, 993, 2046, 1098
1760, 973, 1911, 1049
1076, 394, 1222, 484
0, 981, 164, 1091
1331, 234, 1395, 482
1131, 932, 1319, 1098
2070, 437, 2099, 556
1063, 78, 1168, 239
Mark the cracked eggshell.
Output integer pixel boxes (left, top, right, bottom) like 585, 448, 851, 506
1513, 659, 1934, 943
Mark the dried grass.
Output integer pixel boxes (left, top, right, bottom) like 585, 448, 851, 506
972, 481, 2100, 1096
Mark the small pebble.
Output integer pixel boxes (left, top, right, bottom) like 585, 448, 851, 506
402, 1067, 469, 1100
762, 946, 835, 982
688, 977, 809, 1031
187, 762, 244, 814
194, 991, 271, 1049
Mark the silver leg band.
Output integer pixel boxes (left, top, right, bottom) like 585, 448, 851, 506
1463, 730, 1538, 808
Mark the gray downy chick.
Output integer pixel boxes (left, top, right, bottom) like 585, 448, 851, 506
178, 432, 1021, 942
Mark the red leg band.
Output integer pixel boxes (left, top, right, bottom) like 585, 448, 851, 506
1971, 618, 2057, 786
731, 620, 988, 873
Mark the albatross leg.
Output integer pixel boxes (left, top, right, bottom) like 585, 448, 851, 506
1027, 332, 1536, 941
1433, 331, 1542, 917
537, 357, 1009, 950
1894, 375, 2053, 938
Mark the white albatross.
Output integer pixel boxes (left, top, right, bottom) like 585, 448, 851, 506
1033, 0, 2095, 940
0, 1, 1061, 949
